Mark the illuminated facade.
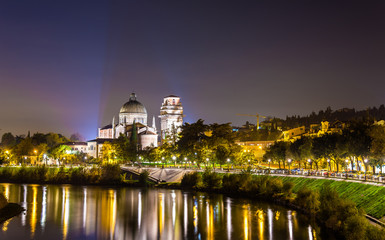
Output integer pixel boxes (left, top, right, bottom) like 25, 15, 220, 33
95, 93, 158, 151
159, 95, 184, 141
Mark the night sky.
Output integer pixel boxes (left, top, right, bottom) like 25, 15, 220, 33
1, 0, 384, 140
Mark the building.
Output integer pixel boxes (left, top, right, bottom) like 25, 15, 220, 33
159, 95, 184, 141
63, 142, 88, 154
95, 93, 158, 150
89, 93, 183, 158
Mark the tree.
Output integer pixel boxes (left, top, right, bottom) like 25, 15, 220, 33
70, 133, 85, 142
177, 119, 209, 167
1, 133, 16, 147
50, 145, 71, 165
369, 124, 385, 174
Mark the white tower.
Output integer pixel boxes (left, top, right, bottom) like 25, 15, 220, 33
159, 95, 184, 141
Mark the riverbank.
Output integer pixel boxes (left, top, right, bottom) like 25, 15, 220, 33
178, 171, 385, 240
0, 194, 24, 224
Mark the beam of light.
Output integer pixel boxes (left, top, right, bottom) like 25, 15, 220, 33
109, 189, 116, 240
256, 209, 264, 240
158, 193, 164, 237
226, 198, 232, 240
308, 225, 313, 240
3, 184, 9, 200
30, 186, 38, 238
288, 210, 293, 240
41, 186, 47, 231
184, 194, 187, 239
206, 200, 214, 240
193, 197, 198, 234
21, 185, 27, 226
171, 191, 176, 226
243, 205, 249, 240
83, 188, 87, 230
268, 208, 273, 240
138, 192, 142, 230
62, 187, 69, 240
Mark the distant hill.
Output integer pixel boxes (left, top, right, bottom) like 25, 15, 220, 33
281, 104, 385, 129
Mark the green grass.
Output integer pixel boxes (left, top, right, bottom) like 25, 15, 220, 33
266, 176, 385, 219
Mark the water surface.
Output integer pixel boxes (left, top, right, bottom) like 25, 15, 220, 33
0, 183, 334, 239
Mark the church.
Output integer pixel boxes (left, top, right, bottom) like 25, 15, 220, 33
87, 93, 184, 158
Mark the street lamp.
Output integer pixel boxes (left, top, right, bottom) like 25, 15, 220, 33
307, 159, 312, 175
206, 158, 209, 169
34, 149, 38, 165
288, 159, 292, 175
327, 159, 330, 177
227, 158, 230, 172
172, 155, 176, 167
184, 157, 187, 169
364, 159, 368, 181
268, 159, 271, 173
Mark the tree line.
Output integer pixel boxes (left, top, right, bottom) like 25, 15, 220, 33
264, 121, 385, 174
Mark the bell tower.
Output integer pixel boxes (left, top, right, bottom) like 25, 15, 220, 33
159, 95, 184, 142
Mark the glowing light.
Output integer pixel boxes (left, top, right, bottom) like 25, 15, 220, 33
227, 198, 232, 240
83, 188, 87, 229
21, 185, 27, 226
184, 194, 188, 238
308, 225, 313, 240
108, 190, 116, 239
62, 187, 70, 240
193, 198, 198, 234
288, 210, 293, 240
41, 186, 47, 231
256, 209, 264, 239
243, 205, 249, 240
138, 192, 142, 229
159, 193, 164, 236
30, 186, 38, 238
268, 208, 273, 240
171, 191, 176, 226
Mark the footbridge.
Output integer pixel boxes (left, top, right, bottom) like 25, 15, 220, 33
121, 166, 192, 183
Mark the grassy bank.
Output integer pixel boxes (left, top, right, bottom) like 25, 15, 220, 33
0, 165, 149, 187
181, 170, 385, 240
275, 176, 385, 220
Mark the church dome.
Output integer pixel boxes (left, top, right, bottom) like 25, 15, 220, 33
120, 93, 147, 114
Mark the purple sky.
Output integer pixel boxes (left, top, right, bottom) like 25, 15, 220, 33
1, 0, 384, 140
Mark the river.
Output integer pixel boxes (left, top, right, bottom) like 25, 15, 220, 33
0, 183, 335, 239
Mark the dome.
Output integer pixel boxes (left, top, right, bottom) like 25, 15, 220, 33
119, 93, 147, 114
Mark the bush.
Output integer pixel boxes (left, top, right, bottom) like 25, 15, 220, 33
181, 172, 202, 188
139, 170, 149, 187
202, 170, 222, 190
100, 164, 121, 184
295, 187, 320, 215
343, 215, 368, 240
70, 167, 86, 184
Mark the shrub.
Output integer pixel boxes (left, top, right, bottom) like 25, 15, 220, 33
343, 215, 368, 240
202, 170, 222, 190
181, 172, 202, 189
100, 164, 121, 184
295, 187, 320, 215
70, 167, 86, 184
139, 170, 149, 187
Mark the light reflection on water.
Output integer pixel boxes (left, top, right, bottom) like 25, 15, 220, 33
0, 183, 334, 240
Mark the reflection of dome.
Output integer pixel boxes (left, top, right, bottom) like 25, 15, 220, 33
119, 93, 147, 114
